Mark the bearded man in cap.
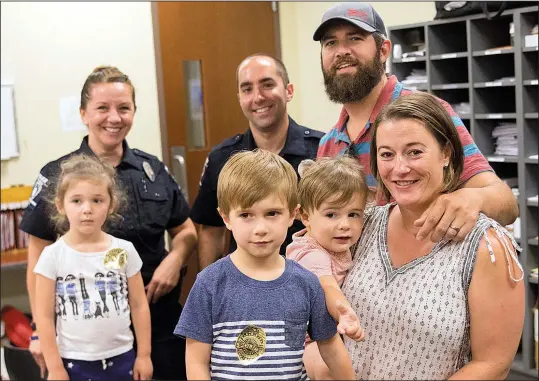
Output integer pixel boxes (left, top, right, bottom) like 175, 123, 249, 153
315, 2, 517, 242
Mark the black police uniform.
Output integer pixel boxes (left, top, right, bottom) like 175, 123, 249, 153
190, 116, 324, 256
20, 136, 190, 380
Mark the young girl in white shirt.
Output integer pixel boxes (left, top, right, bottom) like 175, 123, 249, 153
34, 154, 152, 381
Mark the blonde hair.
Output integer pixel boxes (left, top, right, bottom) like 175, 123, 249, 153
50, 154, 125, 234
217, 149, 298, 215
371, 92, 464, 202
80, 66, 136, 110
298, 157, 369, 214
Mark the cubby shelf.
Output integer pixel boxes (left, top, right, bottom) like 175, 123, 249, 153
512, 353, 538, 378
475, 113, 517, 119
486, 155, 519, 163
473, 80, 516, 88
0, 261, 27, 269
392, 57, 427, 63
402, 83, 428, 91
431, 83, 469, 90
389, 5, 539, 378
430, 52, 467, 60
472, 48, 514, 56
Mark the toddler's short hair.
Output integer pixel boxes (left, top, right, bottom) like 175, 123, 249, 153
298, 156, 369, 214
217, 149, 298, 215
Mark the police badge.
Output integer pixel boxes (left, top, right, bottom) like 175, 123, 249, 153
104, 248, 128, 270
235, 325, 267, 365
142, 161, 155, 182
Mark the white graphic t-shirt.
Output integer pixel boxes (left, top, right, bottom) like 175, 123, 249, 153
34, 235, 143, 361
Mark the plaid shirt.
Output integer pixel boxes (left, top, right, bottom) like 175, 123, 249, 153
317, 75, 492, 203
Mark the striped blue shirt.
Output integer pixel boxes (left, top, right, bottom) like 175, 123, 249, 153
175, 256, 337, 380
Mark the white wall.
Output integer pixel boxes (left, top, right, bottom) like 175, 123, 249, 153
0, 1, 436, 312
1, 2, 160, 311
280, 2, 436, 133
0, 2, 161, 189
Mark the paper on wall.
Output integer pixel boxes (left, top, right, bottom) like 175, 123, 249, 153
60, 96, 86, 132
1, 85, 19, 160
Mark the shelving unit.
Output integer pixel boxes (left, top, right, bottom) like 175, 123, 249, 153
1, 261, 27, 270
0, 249, 28, 270
1, 186, 32, 275
389, 5, 538, 379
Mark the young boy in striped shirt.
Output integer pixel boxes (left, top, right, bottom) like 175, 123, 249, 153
174, 149, 355, 380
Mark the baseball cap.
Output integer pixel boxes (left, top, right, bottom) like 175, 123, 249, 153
313, 2, 387, 41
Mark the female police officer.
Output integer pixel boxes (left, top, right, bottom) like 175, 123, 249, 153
20, 66, 197, 380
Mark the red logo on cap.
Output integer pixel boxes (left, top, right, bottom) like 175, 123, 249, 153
348, 9, 369, 20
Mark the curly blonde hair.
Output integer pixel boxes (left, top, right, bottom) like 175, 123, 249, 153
49, 154, 125, 234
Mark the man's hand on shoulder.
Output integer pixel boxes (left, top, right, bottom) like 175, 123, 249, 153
414, 188, 480, 242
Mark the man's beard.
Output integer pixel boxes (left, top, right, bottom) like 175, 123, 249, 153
322, 51, 385, 104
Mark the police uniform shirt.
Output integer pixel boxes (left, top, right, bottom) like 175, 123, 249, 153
190, 116, 324, 255
20, 136, 190, 282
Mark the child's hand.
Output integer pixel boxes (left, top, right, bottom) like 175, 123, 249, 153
29, 338, 47, 379
336, 300, 365, 342
48, 368, 69, 380
133, 355, 153, 380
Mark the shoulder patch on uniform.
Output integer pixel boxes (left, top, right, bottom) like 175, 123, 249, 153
216, 134, 242, 150
304, 128, 324, 139
164, 165, 181, 189
29, 173, 49, 207
199, 156, 210, 186
132, 149, 157, 161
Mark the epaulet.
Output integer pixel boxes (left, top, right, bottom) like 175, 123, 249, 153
42, 151, 81, 176
132, 148, 158, 162
301, 126, 324, 139
213, 134, 242, 151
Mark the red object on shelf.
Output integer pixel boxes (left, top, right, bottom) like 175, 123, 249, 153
0, 306, 32, 349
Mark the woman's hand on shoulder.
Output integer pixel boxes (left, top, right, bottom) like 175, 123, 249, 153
133, 355, 153, 380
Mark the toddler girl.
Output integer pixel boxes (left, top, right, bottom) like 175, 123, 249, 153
287, 156, 370, 380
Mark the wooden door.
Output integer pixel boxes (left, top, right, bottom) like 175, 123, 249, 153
153, 1, 279, 303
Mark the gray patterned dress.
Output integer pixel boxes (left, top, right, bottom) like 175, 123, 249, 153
342, 204, 522, 380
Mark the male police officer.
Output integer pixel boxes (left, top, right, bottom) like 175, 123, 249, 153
191, 54, 323, 270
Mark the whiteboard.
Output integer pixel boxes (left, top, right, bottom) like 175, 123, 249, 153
1, 85, 19, 160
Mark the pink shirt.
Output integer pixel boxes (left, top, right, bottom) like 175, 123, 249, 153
286, 229, 353, 286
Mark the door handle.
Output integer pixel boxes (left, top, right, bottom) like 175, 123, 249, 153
171, 147, 189, 203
